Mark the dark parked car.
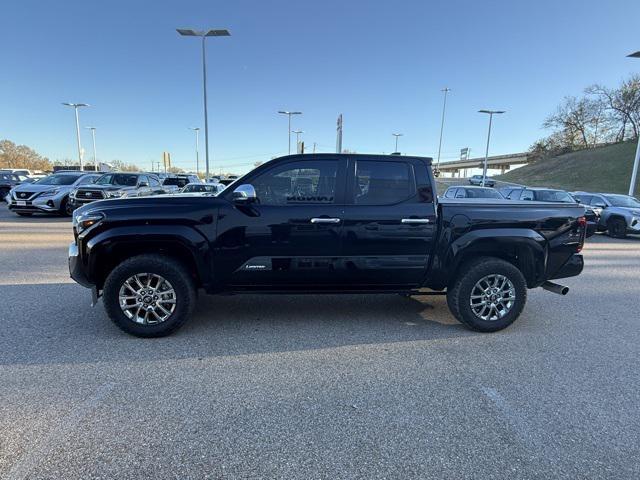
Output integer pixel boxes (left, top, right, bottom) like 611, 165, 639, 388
572, 192, 640, 238
0, 172, 30, 201
468, 174, 495, 187
69, 172, 165, 208
69, 153, 586, 337
443, 186, 504, 199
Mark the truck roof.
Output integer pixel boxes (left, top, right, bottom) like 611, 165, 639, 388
271, 153, 433, 164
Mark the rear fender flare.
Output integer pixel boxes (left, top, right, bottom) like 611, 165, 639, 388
445, 228, 547, 288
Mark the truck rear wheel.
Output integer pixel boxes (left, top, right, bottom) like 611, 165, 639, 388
447, 257, 527, 332
103, 254, 196, 337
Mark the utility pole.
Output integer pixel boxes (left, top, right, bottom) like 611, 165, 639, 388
436, 88, 451, 174
336, 114, 343, 153
478, 110, 506, 187
627, 51, 640, 196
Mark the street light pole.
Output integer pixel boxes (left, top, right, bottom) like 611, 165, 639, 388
189, 127, 200, 176
436, 87, 451, 173
627, 51, 640, 196
392, 133, 403, 153
85, 127, 98, 172
62, 103, 89, 170
292, 130, 304, 153
478, 110, 506, 187
278, 111, 302, 154
177, 28, 231, 182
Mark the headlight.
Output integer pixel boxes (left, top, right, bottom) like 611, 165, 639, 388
40, 189, 60, 197
106, 190, 125, 198
73, 211, 104, 233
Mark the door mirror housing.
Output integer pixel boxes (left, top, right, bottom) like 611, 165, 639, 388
593, 202, 606, 209
232, 184, 257, 203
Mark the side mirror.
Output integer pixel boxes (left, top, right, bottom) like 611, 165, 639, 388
232, 184, 257, 203
138, 181, 149, 188
593, 203, 606, 209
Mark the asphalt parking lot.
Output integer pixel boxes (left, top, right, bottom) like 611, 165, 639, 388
0, 206, 639, 479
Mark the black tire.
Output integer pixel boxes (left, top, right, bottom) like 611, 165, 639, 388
447, 257, 527, 332
59, 196, 73, 216
0, 189, 8, 202
16, 212, 33, 217
103, 254, 196, 337
607, 217, 627, 239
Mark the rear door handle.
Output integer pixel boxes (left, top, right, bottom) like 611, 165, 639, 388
310, 218, 341, 224
401, 218, 430, 224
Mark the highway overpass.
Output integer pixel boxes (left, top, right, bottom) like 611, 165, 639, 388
436, 152, 531, 176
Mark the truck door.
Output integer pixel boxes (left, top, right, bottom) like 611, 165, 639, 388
340, 158, 437, 288
213, 157, 347, 288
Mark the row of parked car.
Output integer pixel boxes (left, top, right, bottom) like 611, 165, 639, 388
2, 170, 230, 217
442, 184, 640, 239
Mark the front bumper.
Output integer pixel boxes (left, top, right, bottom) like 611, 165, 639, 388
628, 217, 640, 233
8, 193, 64, 213
68, 242, 93, 288
549, 254, 584, 280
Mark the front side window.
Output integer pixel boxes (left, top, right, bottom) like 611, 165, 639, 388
604, 194, 640, 208
148, 176, 160, 187
354, 160, 413, 205
251, 160, 338, 205
537, 190, 574, 203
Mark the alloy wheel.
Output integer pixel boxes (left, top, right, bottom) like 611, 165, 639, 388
469, 274, 516, 321
118, 273, 177, 324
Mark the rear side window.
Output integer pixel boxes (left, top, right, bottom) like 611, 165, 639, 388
444, 188, 457, 199
149, 176, 161, 187
354, 161, 414, 205
520, 190, 534, 200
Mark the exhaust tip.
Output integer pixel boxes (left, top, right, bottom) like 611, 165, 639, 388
541, 281, 570, 296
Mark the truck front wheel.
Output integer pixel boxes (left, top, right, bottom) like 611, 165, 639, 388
103, 254, 196, 337
447, 258, 527, 332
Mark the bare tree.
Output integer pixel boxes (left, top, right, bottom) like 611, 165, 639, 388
586, 74, 640, 140
0, 140, 51, 170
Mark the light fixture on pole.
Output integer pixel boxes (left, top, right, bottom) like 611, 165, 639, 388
278, 111, 302, 154
177, 28, 231, 182
85, 127, 98, 172
62, 103, 89, 170
436, 87, 451, 174
392, 133, 403, 153
478, 110, 505, 187
627, 51, 640, 196
189, 127, 201, 176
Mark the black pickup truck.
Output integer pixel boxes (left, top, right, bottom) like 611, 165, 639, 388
69, 154, 586, 337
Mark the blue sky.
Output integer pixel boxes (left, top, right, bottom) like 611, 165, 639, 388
1, 0, 639, 174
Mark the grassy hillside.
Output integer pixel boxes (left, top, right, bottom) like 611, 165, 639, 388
495, 140, 639, 194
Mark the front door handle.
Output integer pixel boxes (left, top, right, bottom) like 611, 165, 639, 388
401, 218, 430, 224
310, 218, 341, 224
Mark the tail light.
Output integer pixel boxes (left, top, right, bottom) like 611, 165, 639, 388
576, 216, 586, 252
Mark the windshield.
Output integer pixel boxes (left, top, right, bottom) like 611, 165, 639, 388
164, 177, 190, 187
34, 174, 82, 186
536, 190, 575, 203
604, 194, 640, 208
95, 173, 138, 187
466, 188, 503, 199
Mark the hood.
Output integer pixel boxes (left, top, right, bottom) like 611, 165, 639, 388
613, 206, 640, 216
13, 182, 74, 193
74, 193, 228, 217
76, 184, 131, 191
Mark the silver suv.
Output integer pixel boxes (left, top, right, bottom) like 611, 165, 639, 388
8, 171, 101, 217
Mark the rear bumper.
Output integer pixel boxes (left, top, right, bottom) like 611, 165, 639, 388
68, 242, 93, 288
549, 254, 584, 280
